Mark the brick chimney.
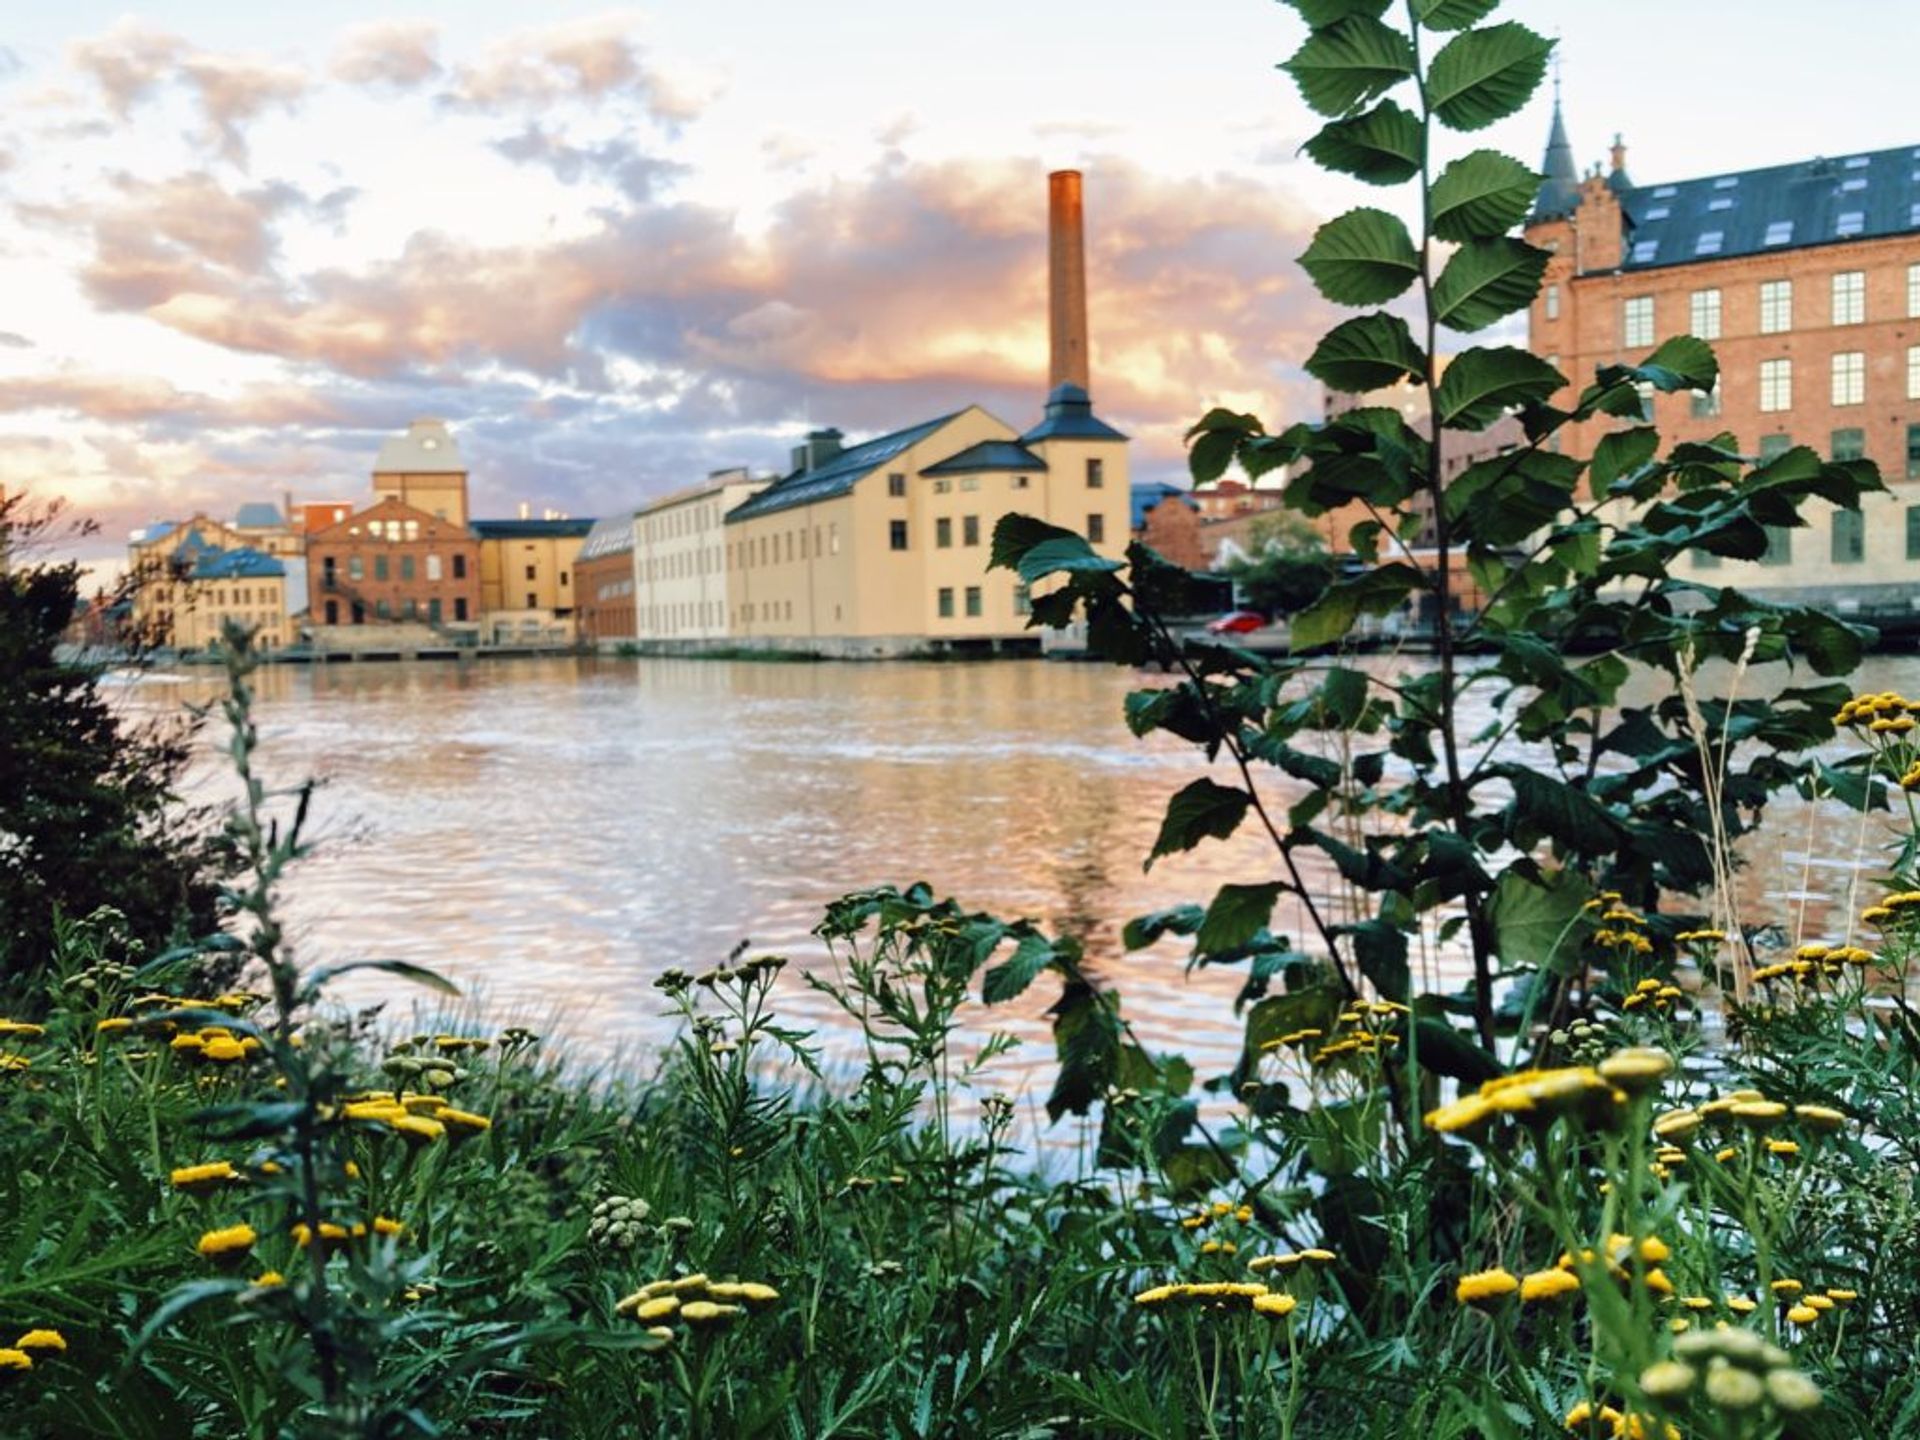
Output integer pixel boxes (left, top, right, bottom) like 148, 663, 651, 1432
1048, 170, 1090, 392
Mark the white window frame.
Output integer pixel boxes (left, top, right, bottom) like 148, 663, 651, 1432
1759, 357, 1792, 413
1760, 279, 1793, 335
1832, 271, 1865, 326
1908, 345, 1920, 401
1689, 288, 1722, 340
1623, 296, 1654, 349
1545, 283, 1560, 320
1909, 263, 1920, 319
1831, 351, 1864, 407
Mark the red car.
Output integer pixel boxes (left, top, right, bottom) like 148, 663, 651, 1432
1207, 610, 1269, 635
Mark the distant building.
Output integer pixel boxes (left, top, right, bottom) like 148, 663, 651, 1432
472, 518, 592, 644
632, 468, 770, 643
574, 516, 638, 643
1190, 478, 1290, 523
306, 498, 480, 631
1132, 482, 1205, 569
1526, 101, 1920, 616
131, 526, 294, 652
372, 420, 469, 526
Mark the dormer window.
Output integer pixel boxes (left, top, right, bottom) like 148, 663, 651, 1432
1707, 197, 1733, 211
1643, 206, 1671, 220
1631, 239, 1659, 263
1764, 220, 1793, 245
1712, 176, 1738, 189
1695, 231, 1724, 255
1835, 211, 1865, 237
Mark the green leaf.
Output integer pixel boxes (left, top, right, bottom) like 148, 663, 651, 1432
1412, 1018, 1504, 1084
1486, 867, 1592, 974
1123, 904, 1206, 950
1415, 0, 1499, 29
300, 958, 458, 1001
1302, 100, 1422, 185
1048, 978, 1120, 1120
1289, 562, 1426, 649
1298, 207, 1421, 306
1281, 0, 1392, 26
1305, 313, 1429, 393
1638, 334, 1719, 392
989, 513, 1079, 572
982, 931, 1059, 1005
1428, 23, 1553, 131
1432, 345, 1562, 428
1280, 16, 1417, 119
1431, 237, 1548, 331
1015, 536, 1123, 584
1147, 779, 1252, 869
1197, 883, 1285, 956
1344, 916, 1409, 1001
1429, 150, 1540, 240
1590, 427, 1660, 492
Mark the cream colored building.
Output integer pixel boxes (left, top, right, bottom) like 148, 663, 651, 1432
373, 419, 469, 525
632, 468, 770, 642
474, 519, 592, 644
128, 531, 295, 652
721, 386, 1130, 656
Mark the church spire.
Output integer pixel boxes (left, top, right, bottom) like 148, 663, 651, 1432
1530, 64, 1580, 222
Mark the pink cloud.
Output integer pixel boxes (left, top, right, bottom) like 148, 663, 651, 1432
330, 21, 442, 88
442, 13, 706, 123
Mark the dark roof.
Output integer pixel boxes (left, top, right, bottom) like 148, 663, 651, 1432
469, 518, 595, 539
726, 412, 961, 523
191, 546, 284, 580
1130, 482, 1197, 529
1619, 142, 1920, 271
1532, 99, 1580, 222
920, 440, 1046, 475
1020, 383, 1127, 444
233, 502, 284, 529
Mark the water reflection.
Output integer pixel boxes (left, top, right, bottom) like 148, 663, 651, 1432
136, 653, 1920, 1088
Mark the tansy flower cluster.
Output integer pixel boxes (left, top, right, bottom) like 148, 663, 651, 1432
1644, 1325, 1824, 1417
327, 1090, 492, 1146
1179, 1198, 1256, 1257
1585, 893, 1654, 956
1134, 1247, 1335, 1322
0, 1327, 68, 1379
1426, 1048, 1674, 1140
614, 1273, 779, 1343
1563, 1400, 1678, 1438
1859, 890, 1920, 928
1832, 691, 1920, 731
1621, 978, 1687, 1015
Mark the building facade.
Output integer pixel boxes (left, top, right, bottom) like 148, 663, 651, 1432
306, 498, 481, 630
473, 519, 592, 643
372, 419, 470, 526
1526, 113, 1920, 614
573, 515, 638, 643
632, 469, 769, 644
132, 531, 294, 652
1132, 482, 1206, 569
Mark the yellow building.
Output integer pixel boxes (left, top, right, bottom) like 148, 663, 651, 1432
373, 419, 469, 525
722, 386, 1129, 656
128, 528, 295, 652
473, 519, 593, 644
632, 468, 771, 643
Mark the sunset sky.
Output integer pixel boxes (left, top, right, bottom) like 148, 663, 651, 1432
5, 1, 1917, 572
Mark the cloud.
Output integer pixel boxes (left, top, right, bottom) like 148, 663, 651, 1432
330, 21, 442, 88
67, 20, 183, 118
442, 13, 707, 123
0, 331, 31, 349
0, 369, 349, 427
178, 52, 307, 166
491, 123, 686, 202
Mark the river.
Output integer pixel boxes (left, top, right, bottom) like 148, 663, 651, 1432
125, 653, 1918, 1092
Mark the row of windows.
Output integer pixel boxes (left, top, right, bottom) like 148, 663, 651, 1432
328, 552, 465, 583
733, 524, 841, 569
323, 597, 469, 624
1612, 268, 1920, 348
642, 600, 722, 631
361, 518, 423, 543
639, 499, 723, 543
641, 545, 721, 582
1754, 352, 1896, 412
595, 580, 636, 602
885, 460, 1103, 496
1702, 497, 1920, 571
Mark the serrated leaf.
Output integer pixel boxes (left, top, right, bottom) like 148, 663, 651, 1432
1591, 427, 1660, 491
1412, 1018, 1504, 1084
1280, 15, 1417, 119
1196, 883, 1285, 956
1303, 101, 1422, 185
1147, 779, 1252, 868
982, 931, 1058, 1005
1015, 536, 1124, 584
1416, 0, 1499, 29
1123, 905, 1206, 950
1427, 23, 1553, 131
1486, 867, 1592, 974
1432, 237, 1548, 331
1299, 207, 1421, 306
1304, 313, 1429, 393
1432, 345, 1562, 428
1281, 0, 1393, 25
1288, 562, 1426, 649
1429, 150, 1539, 240
989, 513, 1079, 572
1637, 334, 1719, 392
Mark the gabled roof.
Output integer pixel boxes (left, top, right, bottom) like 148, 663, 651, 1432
1619, 142, 1920, 271
921, 440, 1047, 476
191, 547, 284, 581
1130, 482, 1197, 529
374, 418, 466, 474
577, 515, 635, 560
233, 502, 284, 529
306, 495, 476, 544
470, 518, 594, 539
1021, 384, 1127, 444
726, 412, 964, 523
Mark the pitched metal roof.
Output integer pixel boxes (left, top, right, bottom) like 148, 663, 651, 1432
1531, 99, 1580, 222
1619, 142, 1920, 271
469, 518, 595, 539
1020, 383, 1127, 443
233, 502, 284, 529
725, 412, 962, 523
1130, 481, 1197, 529
374, 419, 466, 474
577, 514, 635, 560
191, 546, 284, 580
920, 440, 1047, 475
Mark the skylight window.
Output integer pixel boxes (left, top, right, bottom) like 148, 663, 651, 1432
1653, 185, 1677, 198
1643, 206, 1671, 220
1764, 220, 1794, 245
1836, 211, 1866, 237
1696, 231, 1724, 255
1708, 197, 1733, 211
1713, 177, 1739, 189
1910, 201, 1920, 227
1631, 239, 1659, 262
1841, 177, 1868, 192
1844, 155, 1871, 168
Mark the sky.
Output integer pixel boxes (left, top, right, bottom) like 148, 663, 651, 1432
4, 2, 1918, 575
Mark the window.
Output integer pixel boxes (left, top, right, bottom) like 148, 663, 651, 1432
1087, 457, 1105, 489
374, 555, 389, 582
1653, 185, 1677, 198
454, 598, 468, 621
452, 554, 467, 579
1623, 296, 1654, 347
1835, 211, 1865, 237
1831, 428, 1866, 462
526, 593, 537, 609
964, 586, 982, 618
889, 520, 909, 551
1635, 381, 1656, 420
1841, 177, 1868, 193
1631, 239, 1659, 263
1911, 346, 1920, 400
1695, 231, 1724, 255
1013, 583, 1032, 616
1691, 379, 1722, 418
887, 472, 906, 497
1087, 513, 1106, 544
960, 476, 980, 492
1909, 424, 1920, 480
1908, 506, 1920, 559
1832, 271, 1865, 325
1707, 196, 1733, 212
935, 517, 952, 549
933, 478, 953, 494
428, 599, 442, 625
1713, 176, 1738, 189
1545, 283, 1560, 319
400, 555, 415, 581
962, 515, 980, 547
375, 599, 391, 619
1831, 509, 1865, 564
324, 600, 339, 624
830, 523, 840, 555
1910, 264, 1920, 318
1013, 475, 1030, 489
1760, 279, 1792, 333
348, 555, 364, 581
1759, 358, 1792, 412
1759, 527, 1793, 566
1831, 351, 1864, 406
427, 554, 442, 581
1763, 220, 1793, 246
1759, 434, 1793, 462
937, 587, 954, 618
1642, 207, 1670, 221
1843, 155, 1870, 169
1687, 288, 1721, 340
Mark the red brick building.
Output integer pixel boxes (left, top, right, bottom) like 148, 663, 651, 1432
306, 498, 481, 631
573, 515, 637, 643
1131, 482, 1207, 569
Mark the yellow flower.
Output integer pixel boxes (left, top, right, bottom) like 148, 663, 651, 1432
0, 1349, 31, 1374
14, 1330, 65, 1354
679, 1300, 744, 1327
438, 1108, 492, 1140
1299, 1248, 1336, 1265
1767, 1140, 1800, 1158
1247, 1254, 1301, 1273
0, 1021, 46, 1039
1520, 1268, 1581, 1303
1251, 1292, 1297, 1319
634, 1296, 679, 1322
169, 1033, 205, 1055
388, 1114, 446, 1146
1424, 1093, 1497, 1136
1564, 1401, 1622, 1432
196, 1224, 257, 1262
1769, 1279, 1803, 1296
1728, 1100, 1787, 1128
371, 1216, 405, 1238
1826, 1288, 1858, 1306
1455, 1268, 1519, 1307
96, 1017, 134, 1034
251, 1272, 284, 1287
1726, 1295, 1757, 1314
200, 1036, 248, 1063
1804, 1294, 1834, 1312
170, 1161, 243, 1195
1597, 1048, 1673, 1093
1785, 1303, 1819, 1325
291, 1222, 351, 1249
1793, 1104, 1846, 1133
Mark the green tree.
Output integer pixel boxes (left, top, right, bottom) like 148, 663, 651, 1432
0, 496, 225, 990
1222, 510, 1333, 615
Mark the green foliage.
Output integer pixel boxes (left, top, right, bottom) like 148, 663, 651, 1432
1299, 208, 1422, 305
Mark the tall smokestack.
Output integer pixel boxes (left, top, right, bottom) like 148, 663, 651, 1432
1048, 170, 1090, 392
